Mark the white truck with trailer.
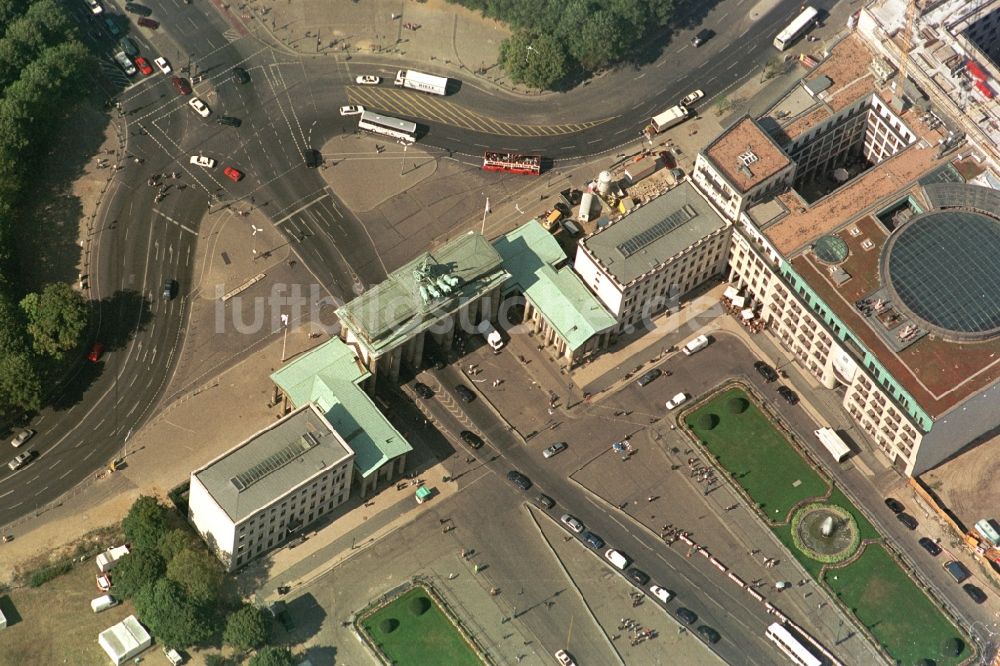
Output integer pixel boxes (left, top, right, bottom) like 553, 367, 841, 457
650, 104, 689, 133
394, 70, 449, 95
477, 321, 504, 351
682, 334, 710, 355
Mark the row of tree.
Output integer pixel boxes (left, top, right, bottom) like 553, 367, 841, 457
0, 0, 96, 415
116, 496, 296, 665
449, 0, 677, 89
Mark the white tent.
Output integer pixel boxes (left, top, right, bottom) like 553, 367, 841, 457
741, 308, 755, 320
732, 295, 746, 308
723, 286, 740, 300
98, 615, 151, 665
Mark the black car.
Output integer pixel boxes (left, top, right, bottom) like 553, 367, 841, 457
917, 537, 941, 556
459, 431, 483, 449
896, 512, 918, 530
675, 607, 698, 624
884, 497, 905, 514
536, 493, 555, 509
691, 29, 715, 47
455, 384, 476, 403
636, 368, 662, 387
124, 2, 153, 15
697, 625, 721, 644
232, 66, 250, 84
506, 470, 532, 491
583, 531, 605, 549
626, 568, 650, 586
777, 385, 799, 405
413, 382, 434, 399
963, 583, 987, 604
754, 360, 778, 382
217, 116, 242, 127
162, 279, 176, 300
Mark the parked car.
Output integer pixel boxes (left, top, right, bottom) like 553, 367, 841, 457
232, 66, 250, 84
943, 560, 971, 583
8, 451, 33, 471
777, 385, 799, 405
459, 430, 483, 449
691, 28, 715, 47
697, 625, 721, 644
536, 493, 555, 509
636, 368, 662, 387
84, 0, 103, 15
119, 37, 139, 57
963, 583, 987, 604
681, 90, 704, 106
96, 573, 112, 591
554, 650, 576, 666
223, 166, 244, 182
560, 514, 584, 533
124, 2, 152, 15
217, 116, 242, 127
754, 360, 778, 382
162, 279, 176, 300
884, 497, 905, 514
10, 429, 33, 448
543, 441, 567, 459
650, 584, 673, 603
582, 531, 605, 549
455, 384, 476, 403
103, 15, 121, 36
137, 16, 158, 29
917, 537, 942, 556
665, 392, 687, 410
113, 51, 136, 76
153, 56, 171, 74
355, 75, 380, 85
88, 342, 105, 362
627, 568, 650, 586
675, 607, 698, 624
190, 154, 216, 168
506, 470, 532, 491
134, 56, 153, 76
188, 97, 210, 117
172, 76, 192, 95
413, 382, 434, 399
339, 105, 365, 116
896, 513, 918, 530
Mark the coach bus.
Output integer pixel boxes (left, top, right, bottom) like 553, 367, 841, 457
773, 6, 818, 51
766, 623, 824, 666
481, 151, 542, 175
357, 111, 417, 144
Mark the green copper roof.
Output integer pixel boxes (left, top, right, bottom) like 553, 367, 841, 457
494, 220, 615, 351
270, 338, 412, 479
336, 232, 510, 357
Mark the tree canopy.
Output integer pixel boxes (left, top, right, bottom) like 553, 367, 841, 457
166, 547, 224, 604
122, 495, 171, 553
113, 549, 165, 599
133, 578, 216, 649
248, 646, 296, 666
223, 604, 271, 651
20, 282, 89, 358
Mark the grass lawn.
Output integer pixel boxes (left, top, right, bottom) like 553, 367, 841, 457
0, 562, 138, 666
824, 545, 970, 666
687, 388, 828, 518
363, 587, 481, 666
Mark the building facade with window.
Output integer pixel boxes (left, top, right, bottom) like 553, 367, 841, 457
189, 403, 354, 571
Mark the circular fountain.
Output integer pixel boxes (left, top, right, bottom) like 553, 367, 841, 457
791, 503, 860, 563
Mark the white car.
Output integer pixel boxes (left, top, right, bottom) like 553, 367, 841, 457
560, 513, 584, 534
114, 51, 136, 76
665, 392, 688, 410
8, 451, 32, 471
188, 97, 211, 118
554, 650, 576, 666
650, 584, 674, 603
681, 90, 704, 106
84, 0, 103, 14
355, 75, 380, 85
11, 429, 33, 448
153, 57, 171, 75
190, 155, 216, 168
339, 105, 364, 116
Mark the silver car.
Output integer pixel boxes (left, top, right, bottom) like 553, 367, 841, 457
11, 429, 33, 448
8, 451, 32, 470
560, 513, 584, 533
543, 441, 567, 459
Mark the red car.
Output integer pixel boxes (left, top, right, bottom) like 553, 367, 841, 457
137, 17, 159, 29
171, 76, 191, 95
224, 166, 244, 182
88, 343, 104, 362
134, 56, 153, 76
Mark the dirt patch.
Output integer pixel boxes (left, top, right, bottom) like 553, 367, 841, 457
921, 433, 1000, 530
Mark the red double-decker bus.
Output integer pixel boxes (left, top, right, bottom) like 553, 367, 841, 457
482, 151, 542, 175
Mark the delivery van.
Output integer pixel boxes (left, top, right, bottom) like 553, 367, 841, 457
605, 549, 630, 570
91, 594, 119, 613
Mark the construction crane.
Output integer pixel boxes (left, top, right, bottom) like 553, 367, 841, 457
892, 0, 921, 112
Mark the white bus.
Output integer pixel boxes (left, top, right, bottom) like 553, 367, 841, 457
357, 111, 417, 144
766, 623, 823, 666
814, 427, 850, 463
773, 6, 818, 51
